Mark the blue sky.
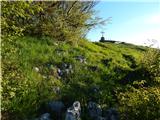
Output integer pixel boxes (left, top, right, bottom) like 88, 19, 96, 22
86, 0, 160, 47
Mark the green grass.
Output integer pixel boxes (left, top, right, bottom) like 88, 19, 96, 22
3, 36, 159, 120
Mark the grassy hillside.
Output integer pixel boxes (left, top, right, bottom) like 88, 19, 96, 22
2, 36, 160, 120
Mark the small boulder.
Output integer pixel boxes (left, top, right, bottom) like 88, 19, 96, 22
104, 108, 119, 120
75, 55, 87, 63
47, 101, 65, 120
92, 86, 100, 93
88, 102, 102, 119
65, 101, 81, 120
34, 67, 40, 72
48, 101, 65, 113
39, 113, 51, 120
52, 86, 61, 94
57, 68, 63, 76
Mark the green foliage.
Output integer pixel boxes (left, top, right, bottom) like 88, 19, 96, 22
3, 1, 160, 120
1, 36, 62, 119
142, 48, 160, 84
1, 1, 43, 37
2, 1, 104, 44
117, 86, 160, 120
117, 47, 160, 120
30, 1, 104, 44
4, 34, 160, 120
2, 36, 148, 120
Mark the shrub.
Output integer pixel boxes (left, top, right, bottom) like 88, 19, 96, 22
142, 48, 160, 84
117, 86, 160, 120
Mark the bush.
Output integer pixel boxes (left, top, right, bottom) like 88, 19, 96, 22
117, 86, 160, 120
142, 48, 160, 84
116, 47, 160, 120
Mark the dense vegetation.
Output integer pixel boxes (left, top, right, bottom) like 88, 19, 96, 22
1, 1, 104, 43
1, 1, 160, 120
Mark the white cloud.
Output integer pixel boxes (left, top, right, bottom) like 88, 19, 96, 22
122, 28, 160, 48
115, 13, 160, 48
145, 14, 160, 25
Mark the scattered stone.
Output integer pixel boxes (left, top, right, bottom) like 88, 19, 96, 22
57, 63, 73, 78
34, 67, 40, 72
92, 86, 100, 93
55, 49, 65, 56
54, 43, 58, 46
88, 102, 102, 119
96, 116, 106, 120
75, 55, 87, 63
63, 63, 68, 68
52, 86, 61, 94
65, 69, 70, 74
62, 63, 72, 69
48, 101, 65, 120
104, 108, 119, 120
39, 113, 51, 120
57, 68, 63, 76
42, 75, 47, 79
69, 64, 72, 69
48, 101, 65, 113
65, 101, 81, 120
